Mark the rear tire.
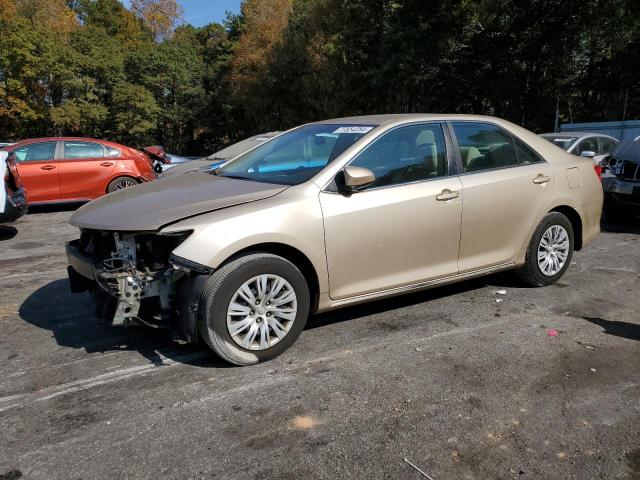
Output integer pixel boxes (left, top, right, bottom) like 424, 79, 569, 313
198, 253, 310, 366
107, 176, 137, 193
515, 212, 574, 287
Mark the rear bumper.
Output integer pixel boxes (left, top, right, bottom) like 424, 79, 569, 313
0, 188, 28, 223
602, 177, 640, 214
602, 177, 640, 203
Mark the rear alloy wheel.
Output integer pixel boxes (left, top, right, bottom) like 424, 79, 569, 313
536, 225, 570, 276
515, 212, 574, 287
107, 176, 137, 193
198, 253, 310, 365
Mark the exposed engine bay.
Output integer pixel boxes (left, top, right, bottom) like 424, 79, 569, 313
68, 229, 192, 328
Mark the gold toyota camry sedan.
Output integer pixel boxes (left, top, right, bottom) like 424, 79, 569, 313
66, 114, 603, 365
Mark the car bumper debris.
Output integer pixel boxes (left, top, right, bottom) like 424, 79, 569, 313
66, 229, 206, 338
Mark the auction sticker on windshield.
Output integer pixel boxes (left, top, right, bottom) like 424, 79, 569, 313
332, 126, 374, 134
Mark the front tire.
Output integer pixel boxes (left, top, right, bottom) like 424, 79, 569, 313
198, 253, 310, 366
515, 212, 574, 287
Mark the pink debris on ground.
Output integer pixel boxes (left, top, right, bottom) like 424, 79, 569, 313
547, 329, 559, 337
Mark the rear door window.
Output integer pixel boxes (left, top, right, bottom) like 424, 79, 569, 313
63, 141, 105, 159
12, 142, 57, 162
105, 146, 121, 158
513, 137, 544, 165
452, 122, 518, 172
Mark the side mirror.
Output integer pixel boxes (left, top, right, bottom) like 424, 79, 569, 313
343, 166, 375, 191
580, 150, 596, 158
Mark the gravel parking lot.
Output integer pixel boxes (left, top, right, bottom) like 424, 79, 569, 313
0, 209, 639, 480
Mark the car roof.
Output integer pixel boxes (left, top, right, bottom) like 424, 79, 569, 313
540, 131, 617, 140
313, 113, 526, 126
8, 137, 129, 148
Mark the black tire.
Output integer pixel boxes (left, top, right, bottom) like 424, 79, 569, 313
515, 212, 574, 287
198, 253, 310, 366
107, 176, 138, 193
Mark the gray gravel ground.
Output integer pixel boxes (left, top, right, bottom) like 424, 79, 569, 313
0, 208, 639, 480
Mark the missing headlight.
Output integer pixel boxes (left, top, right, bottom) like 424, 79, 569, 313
88, 230, 193, 326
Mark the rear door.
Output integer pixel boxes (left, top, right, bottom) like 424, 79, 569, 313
58, 141, 116, 200
13, 141, 60, 202
451, 121, 555, 273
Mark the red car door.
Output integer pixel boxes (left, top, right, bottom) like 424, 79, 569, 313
58, 140, 116, 200
13, 141, 60, 202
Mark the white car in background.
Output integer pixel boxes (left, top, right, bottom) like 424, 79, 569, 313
0, 150, 28, 223
540, 132, 618, 163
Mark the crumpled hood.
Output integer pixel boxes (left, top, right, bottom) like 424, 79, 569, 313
70, 172, 288, 231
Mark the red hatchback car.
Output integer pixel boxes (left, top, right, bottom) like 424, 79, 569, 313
1, 138, 156, 203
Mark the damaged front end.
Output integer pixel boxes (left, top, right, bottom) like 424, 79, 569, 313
67, 229, 204, 340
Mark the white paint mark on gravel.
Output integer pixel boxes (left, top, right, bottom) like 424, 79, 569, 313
0, 350, 209, 413
0, 318, 512, 414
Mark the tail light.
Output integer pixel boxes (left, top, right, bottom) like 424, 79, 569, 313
593, 164, 602, 180
5, 153, 23, 189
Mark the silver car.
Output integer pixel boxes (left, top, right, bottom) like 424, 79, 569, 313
540, 132, 618, 163
159, 133, 280, 178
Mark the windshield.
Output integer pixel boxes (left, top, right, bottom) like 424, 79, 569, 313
541, 135, 577, 151
214, 124, 375, 185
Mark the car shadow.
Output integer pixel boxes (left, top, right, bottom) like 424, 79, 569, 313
0, 225, 18, 240
582, 316, 640, 342
22, 271, 519, 365
307, 272, 517, 330
27, 202, 86, 214
19, 279, 228, 368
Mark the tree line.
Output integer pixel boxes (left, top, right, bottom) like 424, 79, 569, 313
1, 0, 638, 155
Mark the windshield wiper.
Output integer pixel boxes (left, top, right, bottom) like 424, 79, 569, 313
217, 172, 250, 181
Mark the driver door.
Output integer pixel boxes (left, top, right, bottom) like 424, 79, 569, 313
319, 123, 463, 300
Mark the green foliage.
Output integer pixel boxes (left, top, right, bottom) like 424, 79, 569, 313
0, 0, 638, 152
111, 81, 159, 144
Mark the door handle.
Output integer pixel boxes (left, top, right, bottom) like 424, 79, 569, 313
100, 162, 114, 167
40, 165, 55, 171
436, 189, 460, 201
533, 174, 551, 184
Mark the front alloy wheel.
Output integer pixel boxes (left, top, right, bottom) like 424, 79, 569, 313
198, 253, 310, 365
226, 274, 298, 351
